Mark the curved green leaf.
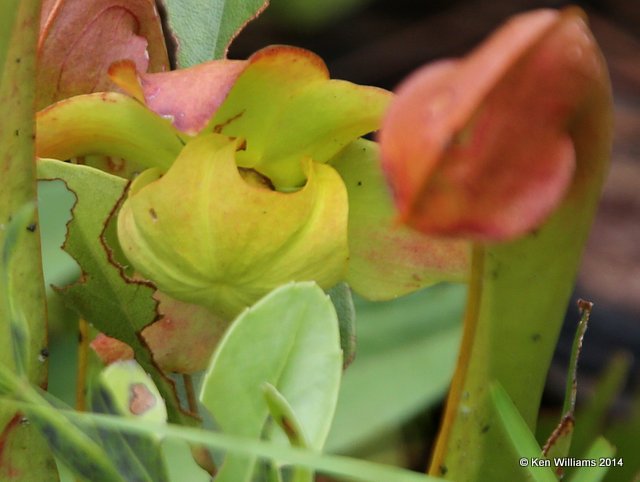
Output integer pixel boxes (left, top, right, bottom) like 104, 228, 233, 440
36, 92, 187, 172
199, 282, 342, 482
490, 383, 557, 482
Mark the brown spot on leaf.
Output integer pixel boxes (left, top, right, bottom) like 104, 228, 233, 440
129, 383, 157, 415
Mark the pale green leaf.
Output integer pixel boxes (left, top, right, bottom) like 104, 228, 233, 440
566, 437, 616, 482
199, 282, 342, 482
262, 383, 313, 482
490, 383, 557, 482
36, 159, 193, 426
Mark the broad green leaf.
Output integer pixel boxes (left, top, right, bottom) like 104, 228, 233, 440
331, 139, 469, 300
0, 0, 56, 478
199, 282, 342, 482
36, 92, 187, 172
36, 159, 193, 426
159, 0, 268, 66
37, 0, 169, 109
38, 180, 80, 294
90, 361, 169, 482
326, 284, 464, 453
23, 406, 449, 482
326, 282, 356, 369
490, 383, 557, 482
566, 437, 616, 482
202, 46, 391, 189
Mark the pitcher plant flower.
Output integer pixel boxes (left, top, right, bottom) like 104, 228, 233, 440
37, 44, 469, 370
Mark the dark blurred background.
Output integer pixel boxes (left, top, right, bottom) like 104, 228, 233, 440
227, 0, 640, 476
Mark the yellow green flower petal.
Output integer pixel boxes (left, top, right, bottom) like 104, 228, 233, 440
202, 45, 391, 189
118, 134, 349, 319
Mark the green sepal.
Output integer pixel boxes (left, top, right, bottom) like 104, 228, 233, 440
202, 46, 392, 190
331, 139, 469, 300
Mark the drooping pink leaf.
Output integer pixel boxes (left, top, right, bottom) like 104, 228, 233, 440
380, 9, 609, 240
109, 58, 247, 135
37, 0, 169, 108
